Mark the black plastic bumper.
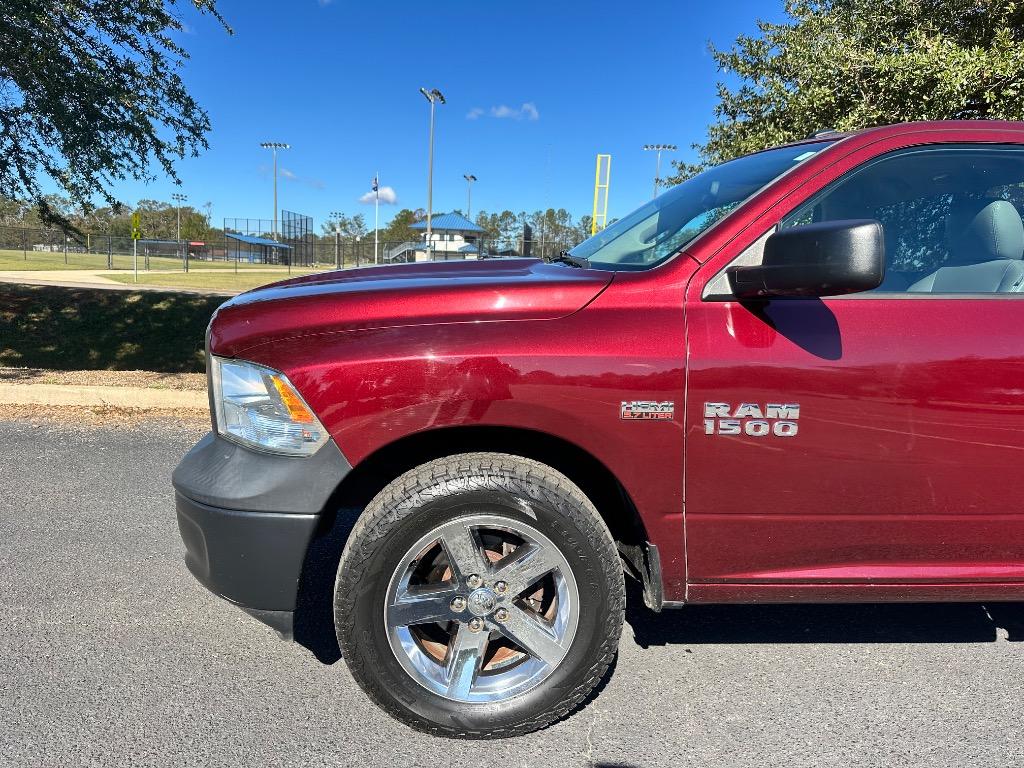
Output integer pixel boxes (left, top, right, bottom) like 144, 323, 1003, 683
172, 432, 351, 638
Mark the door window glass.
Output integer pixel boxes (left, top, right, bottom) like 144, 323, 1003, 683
781, 145, 1024, 294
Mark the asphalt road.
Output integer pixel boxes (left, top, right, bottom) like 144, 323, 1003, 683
3, 417, 1024, 767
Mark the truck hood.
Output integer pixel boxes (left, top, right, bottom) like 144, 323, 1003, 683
208, 258, 613, 357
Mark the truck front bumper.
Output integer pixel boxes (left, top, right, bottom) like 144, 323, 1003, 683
171, 432, 351, 638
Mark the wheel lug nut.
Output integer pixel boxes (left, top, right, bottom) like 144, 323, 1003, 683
494, 608, 509, 622
468, 617, 484, 632
495, 581, 508, 594
466, 574, 483, 589
450, 596, 466, 612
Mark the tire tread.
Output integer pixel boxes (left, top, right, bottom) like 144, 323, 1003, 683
334, 452, 624, 738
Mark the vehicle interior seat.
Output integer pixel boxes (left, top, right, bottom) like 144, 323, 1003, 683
814, 179, 912, 291
908, 198, 1024, 293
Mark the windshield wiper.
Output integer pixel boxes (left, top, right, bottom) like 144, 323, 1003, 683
545, 250, 590, 269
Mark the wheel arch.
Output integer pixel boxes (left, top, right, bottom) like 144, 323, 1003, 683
344, 425, 641, 532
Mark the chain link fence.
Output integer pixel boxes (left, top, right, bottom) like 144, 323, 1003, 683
0, 224, 579, 272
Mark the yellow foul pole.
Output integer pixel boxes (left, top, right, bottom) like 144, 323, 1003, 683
591, 154, 611, 236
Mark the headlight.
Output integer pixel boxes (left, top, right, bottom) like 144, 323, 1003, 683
210, 356, 328, 456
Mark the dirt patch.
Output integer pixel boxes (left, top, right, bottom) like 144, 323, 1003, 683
0, 403, 210, 430
0, 367, 206, 391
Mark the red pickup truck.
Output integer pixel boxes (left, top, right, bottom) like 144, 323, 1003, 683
173, 121, 1024, 737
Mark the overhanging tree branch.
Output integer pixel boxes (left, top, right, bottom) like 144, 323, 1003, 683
668, 0, 1024, 184
0, 0, 231, 226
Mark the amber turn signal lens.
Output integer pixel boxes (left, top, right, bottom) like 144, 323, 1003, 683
270, 375, 315, 424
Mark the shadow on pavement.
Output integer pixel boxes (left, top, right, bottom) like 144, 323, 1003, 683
623, 578, 1024, 647
294, 543, 1024, 667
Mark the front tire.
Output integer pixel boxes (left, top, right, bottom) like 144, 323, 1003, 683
334, 452, 624, 738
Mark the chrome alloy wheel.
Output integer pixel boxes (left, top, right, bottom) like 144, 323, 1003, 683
384, 514, 580, 703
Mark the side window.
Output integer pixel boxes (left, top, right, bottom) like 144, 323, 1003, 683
780, 145, 1024, 294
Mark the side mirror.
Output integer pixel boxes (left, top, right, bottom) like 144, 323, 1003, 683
727, 219, 885, 299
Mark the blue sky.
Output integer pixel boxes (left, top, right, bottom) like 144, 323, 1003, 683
105, 0, 786, 228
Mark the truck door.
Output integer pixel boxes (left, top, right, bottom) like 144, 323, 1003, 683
685, 142, 1024, 596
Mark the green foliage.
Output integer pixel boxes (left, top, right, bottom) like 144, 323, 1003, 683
379, 208, 425, 242
474, 208, 593, 252
527, 208, 586, 254
322, 212, 368, 239
475, 210, 520, 243
0, 192, 218, 241
0, 1, 230, 225
669, 0, 1024, 182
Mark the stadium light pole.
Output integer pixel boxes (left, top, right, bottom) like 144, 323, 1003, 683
330, 209, 345, 269
171, 193, 187, 242
171, 192, 187, 271
260, 142, 290, 240
463, 174, 477, 219
419, 88, 445, 256
642, 144, 677, 199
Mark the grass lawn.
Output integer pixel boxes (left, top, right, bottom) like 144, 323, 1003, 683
0, 249, 130, 271
0, 284, 224, 372
106, 269, 322, 293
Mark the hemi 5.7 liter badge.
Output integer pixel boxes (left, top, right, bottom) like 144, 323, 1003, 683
621, 401, 675, 420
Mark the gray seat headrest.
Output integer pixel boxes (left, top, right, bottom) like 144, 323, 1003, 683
946, 198, 1024, 263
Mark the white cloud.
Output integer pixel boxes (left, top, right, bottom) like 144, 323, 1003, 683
277, 166, 324, 189
489, 102, 540, 121
467, 103, 540, 121
360, 186, 398, 205
521, 102, 540, 120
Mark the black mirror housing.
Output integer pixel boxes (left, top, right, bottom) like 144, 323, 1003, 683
727, 219, 885, 299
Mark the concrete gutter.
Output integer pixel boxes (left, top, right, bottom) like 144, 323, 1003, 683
0, 383, 208, 409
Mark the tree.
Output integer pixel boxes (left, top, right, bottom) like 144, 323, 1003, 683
380, 208, 425, 242
474, 210, 519, 244
0, 1, 230, 225
528, 208, 578, 256
668, 0, 1024, 182
574, 215, 594, 243
322, 213, 368, 239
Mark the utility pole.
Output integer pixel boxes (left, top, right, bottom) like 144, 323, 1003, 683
419, 88, 445, 257
171, 192, 187, 272
260, 142, 290, 240
642, 144, 677, 199
463, 174, 477, 219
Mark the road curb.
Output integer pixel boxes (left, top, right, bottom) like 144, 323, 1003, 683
0, 275, 237, 296
0, 383, 208, 409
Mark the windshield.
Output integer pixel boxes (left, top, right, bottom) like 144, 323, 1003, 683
570, 142, 834, 270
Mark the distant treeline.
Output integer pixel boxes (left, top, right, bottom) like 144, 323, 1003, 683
1, 194, 599, 250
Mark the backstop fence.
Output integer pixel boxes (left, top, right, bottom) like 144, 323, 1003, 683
281, 210, 314, 266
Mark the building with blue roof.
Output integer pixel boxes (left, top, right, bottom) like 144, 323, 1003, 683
385, 212, 485, 263
410, 212, 484, 234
